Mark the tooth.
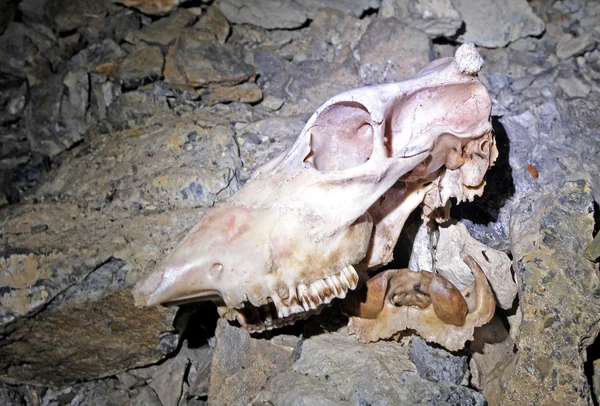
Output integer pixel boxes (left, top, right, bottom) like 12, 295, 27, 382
217, 306, 229, 317
343, 265, 359, 289
337, 269, 351, 288
297, 284, 313, 311
331, 275, 347, 299
310, 279, 327, 304
271, 293, 290, 318
311, 280, 330, 302
309, 284, 323, 306
325, 276, 342, 297
288, 286, 305, 314
234, 312, 247, 326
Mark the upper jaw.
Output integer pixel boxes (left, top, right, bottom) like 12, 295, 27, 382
217, 264, 360, 332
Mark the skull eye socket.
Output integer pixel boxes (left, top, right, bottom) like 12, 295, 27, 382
306, 101, 374, 171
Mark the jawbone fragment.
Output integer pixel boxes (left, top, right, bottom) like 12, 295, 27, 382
133, 43, 498, 337
347, 256, 495, 351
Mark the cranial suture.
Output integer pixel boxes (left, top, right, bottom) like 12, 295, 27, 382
133, 43, 505, 350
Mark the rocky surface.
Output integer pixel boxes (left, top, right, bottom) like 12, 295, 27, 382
209, 320, 485, 405
0, 0, 599, 404
500, 181, 598, 404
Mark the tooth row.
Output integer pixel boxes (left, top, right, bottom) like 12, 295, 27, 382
271, 264, 359, 319
224, 265, 360, 333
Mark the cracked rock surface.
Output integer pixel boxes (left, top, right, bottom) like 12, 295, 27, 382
1, 0, 600, 404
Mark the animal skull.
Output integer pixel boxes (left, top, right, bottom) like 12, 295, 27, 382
132, 43, 496, 334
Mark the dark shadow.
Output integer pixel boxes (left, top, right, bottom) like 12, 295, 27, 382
451, 117, 515, 225
175, 302, 220, 349
585, 328, 600, 406
386, 207, 423, 270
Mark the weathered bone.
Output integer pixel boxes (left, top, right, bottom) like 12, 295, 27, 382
347, 256, 495, 351
132, 43, 496, 334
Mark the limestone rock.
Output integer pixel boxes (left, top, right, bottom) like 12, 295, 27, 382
164, 29, 254, 88
235, 115, 307, 182
112, 0, 184, 16
355, 18, 433, 85
26, 73, 87, 156
45, 0, 109, 32
556, 33, 597, 59
215, 0, 307, 29
203, 82, 262, 106
408, 336, 470, 385
115, 45, 164, 89
556, 75, 592, 98
203, 6, 230, 44
69, 38, 126, 71
129, 9, 196, 46
452, 0, 545, 48
468, 316, 515, 404
281, 7, 369, 64
216, 0, 381, 29
0, 112, 244, 386
252, 329, 486, 405
35, 115, 241, 211
379, 0, 462, 38
252, 50, 361, 116
463, 97, 600, 250
298, 0, 381, 18
0, 73, 27, 125
0, 383, 26, 405
498, 180, 599, 404
208, 319, 297, 405
0, 23, 51, 85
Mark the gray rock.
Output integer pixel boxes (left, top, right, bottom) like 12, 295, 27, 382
235, 115, 307, 182
128, 342, 212, 406
130, 9, 196, 46
252, 50, 361, 116
69, 38, 126, 71
129, 387, 163, 406
0, 23, 52, 84
0, 383, 26, 405
62, 70, 90, 122
297, 0, 381, 18
409, 336, 470, 386
0, 73, 28, 125
260, 95, 285, 111
45, 0, 109, 32
25, 74, 86, 156
147, 352, 189, 406
164, 29, 254, 88
556, 33, 596, 59
0, 108, 247, 386
379, 0, 462, 38
36, 113, 241, 211
203, 6, 231, 44
216, 0, 307, 29
556, 75, 592, 98
76, 9, 140, 45
452, 0, 545, 48
201, 82, 263, 106
87, 72, 122, 124
463, 96, 600, 252
281, 7, 368, 64
111, 0, 184, 16
495, 180, 599, 404
253, 329, 485, 405
355, 18, 433, 85
116, 45, 164, 89
209, 319, 297, 405
217, 0, 380, 29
